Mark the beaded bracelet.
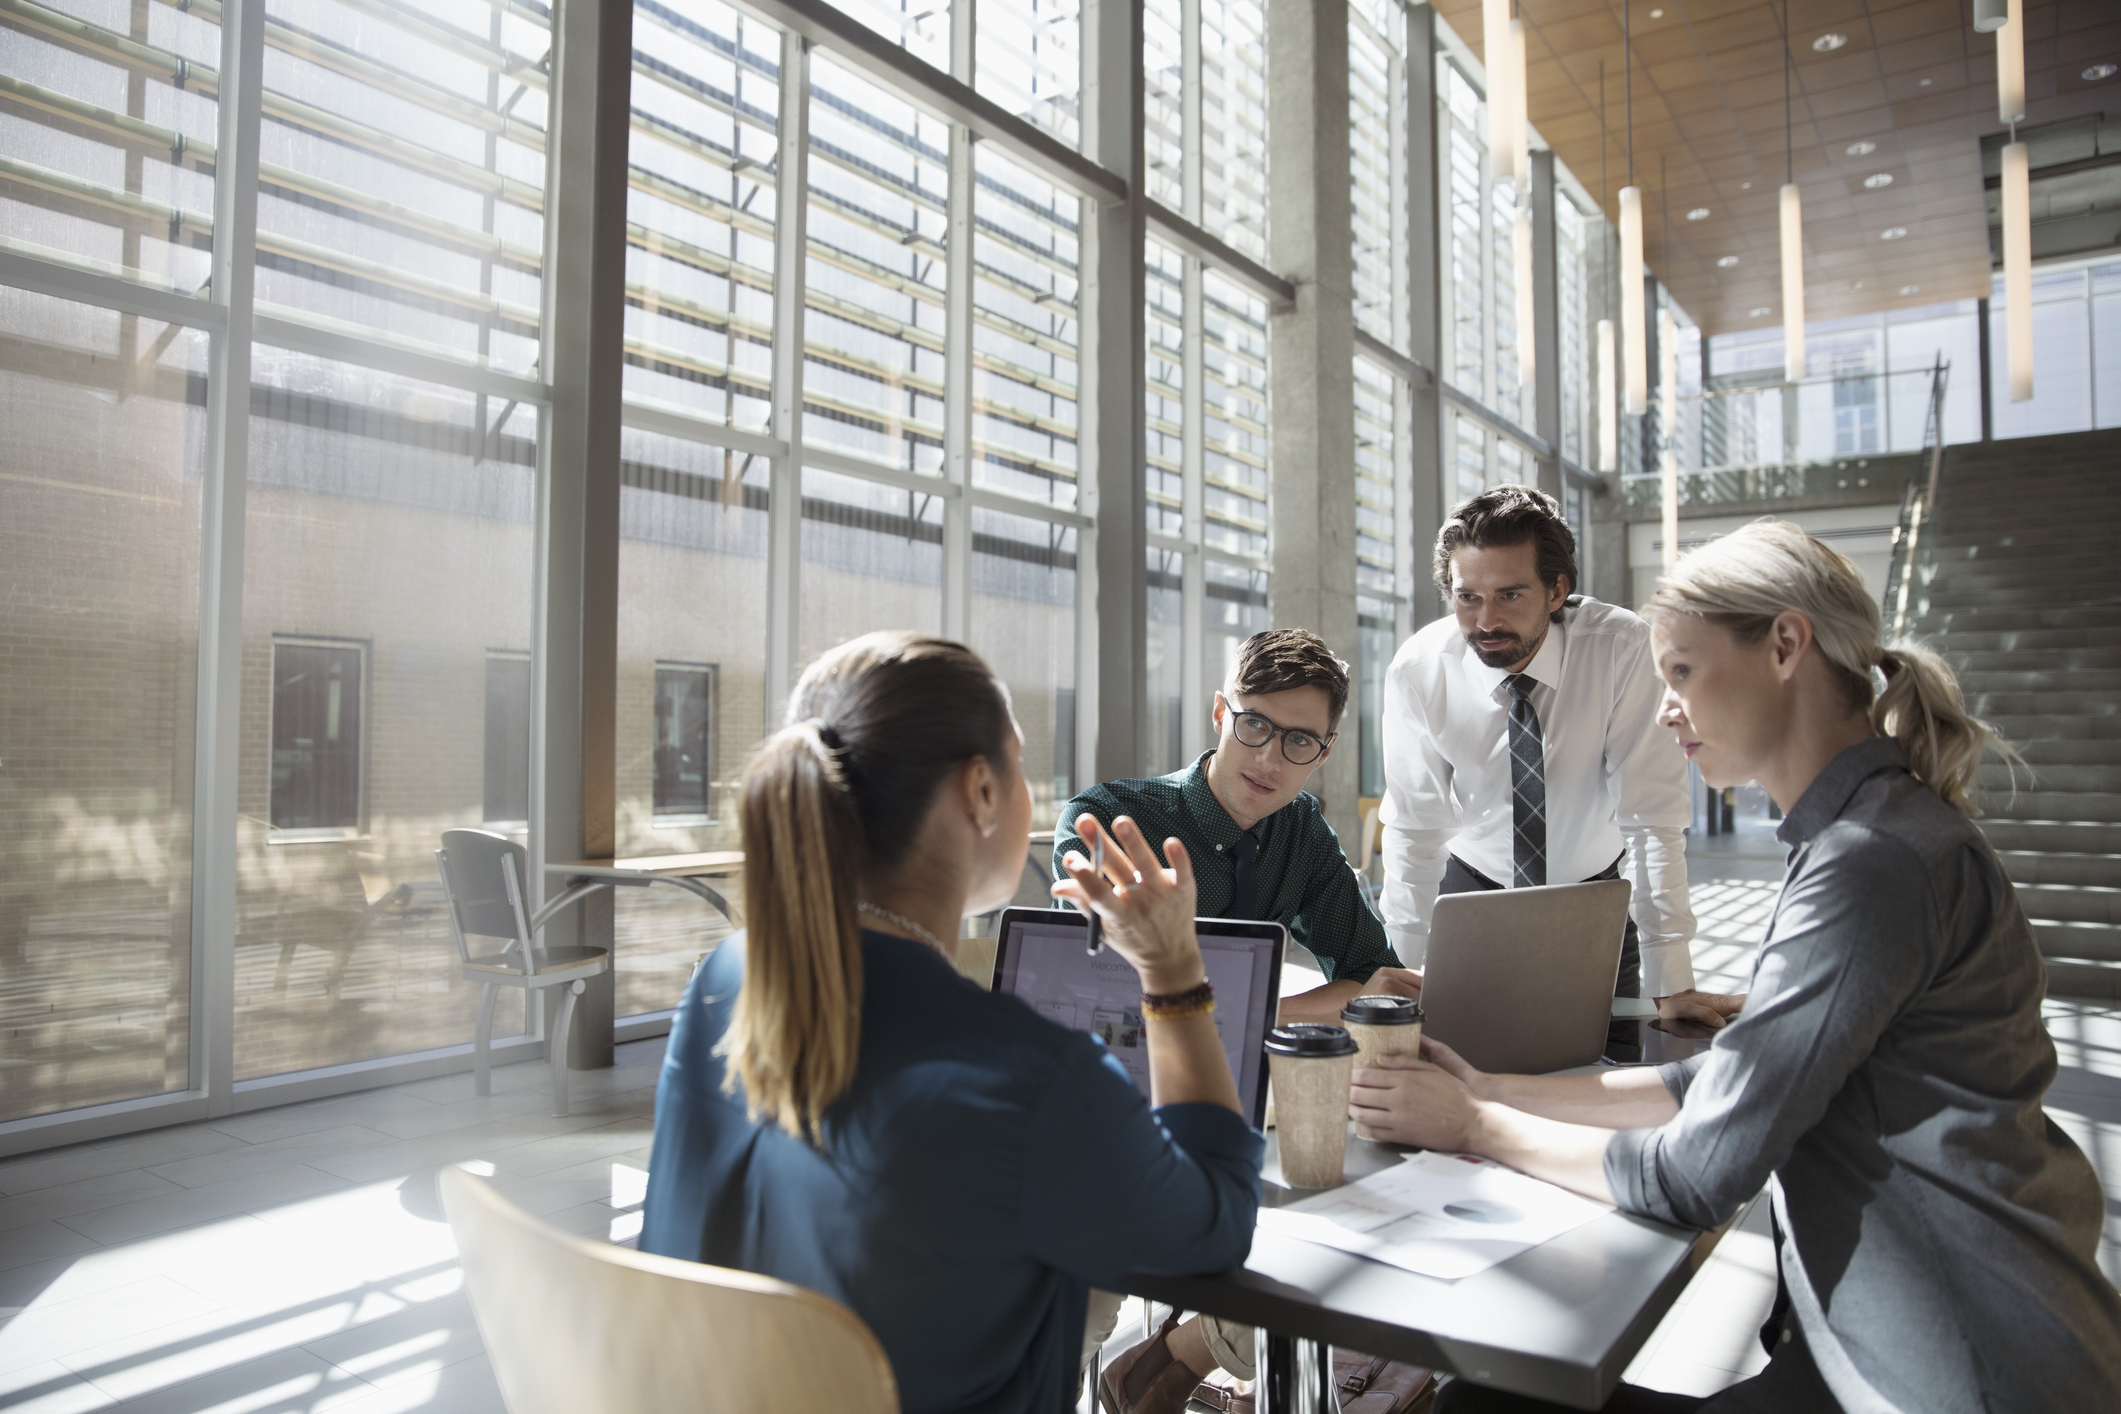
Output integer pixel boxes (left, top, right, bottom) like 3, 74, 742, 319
1140, 979, 1216, 1020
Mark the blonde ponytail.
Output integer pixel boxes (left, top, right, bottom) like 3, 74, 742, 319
1647, 518, 2013, 816
1873, 644, 2004, 816
718, 720, 864, 1143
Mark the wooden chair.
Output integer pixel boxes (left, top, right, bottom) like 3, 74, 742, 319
440, 1167, 898, 1414
435, 829, 610, 1116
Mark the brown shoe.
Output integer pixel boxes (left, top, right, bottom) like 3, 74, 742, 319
1098, 1312, 1201, 1414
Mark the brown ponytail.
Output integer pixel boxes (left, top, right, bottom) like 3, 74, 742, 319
718, 633, 1012, 1142
1873, 644, 2008, 816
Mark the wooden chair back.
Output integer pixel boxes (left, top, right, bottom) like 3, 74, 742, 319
441, 1167, 898, 1414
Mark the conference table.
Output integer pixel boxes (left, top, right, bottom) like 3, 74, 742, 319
540, 852, 745, 1067
1113, 1021, 1729, 1413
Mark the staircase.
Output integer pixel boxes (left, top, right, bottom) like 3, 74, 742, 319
1909, 428, 2121, 999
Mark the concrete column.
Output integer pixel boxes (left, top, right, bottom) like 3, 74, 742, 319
1080, 0, 1149, 782
1403, 5, 1445, 632
1530, 149, 1562, 499
1586, 215, 1629, 605
1266, 0, 1359, 844
537, 0, 632, 1067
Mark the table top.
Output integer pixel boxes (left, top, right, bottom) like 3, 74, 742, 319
544, 851, 745, 879
1114, 1130, 1719, 1411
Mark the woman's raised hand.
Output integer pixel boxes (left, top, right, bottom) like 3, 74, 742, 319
1051, 815, 1204, 994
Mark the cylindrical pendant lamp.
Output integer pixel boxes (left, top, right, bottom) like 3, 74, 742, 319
1516, 203, 1536, 387
1972, 0, 2007, 33
2002, 140, 2032, 402
1997, 0, 2024, 122
1620, 185, 1647, 413
1780, 183, 1806, 382
1597, 318, 1618, 471
1485, 0, 1517, 187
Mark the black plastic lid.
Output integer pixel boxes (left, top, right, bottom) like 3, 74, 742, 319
1263, 1023, 1359, 1058
1340, 994, 1425, 1026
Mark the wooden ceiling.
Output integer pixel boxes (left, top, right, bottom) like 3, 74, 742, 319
1433, 0, 2121, 336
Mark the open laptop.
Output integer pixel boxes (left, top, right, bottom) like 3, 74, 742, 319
1420, 878, 1633, 1075
990, 907, 1284, 1128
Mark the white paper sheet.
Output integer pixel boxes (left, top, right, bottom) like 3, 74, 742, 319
1255, 1151, 1611, 1280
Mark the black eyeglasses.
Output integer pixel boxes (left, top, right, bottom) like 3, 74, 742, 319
1230, 710, 1334, 765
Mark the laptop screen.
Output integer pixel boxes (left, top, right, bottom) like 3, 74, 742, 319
992, 908, 1282, 1127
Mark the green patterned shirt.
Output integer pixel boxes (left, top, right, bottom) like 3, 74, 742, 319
1054, 752, 1401, 984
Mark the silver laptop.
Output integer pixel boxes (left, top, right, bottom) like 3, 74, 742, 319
990, 907, 1284, 1127
1420, 878, 1633, 1075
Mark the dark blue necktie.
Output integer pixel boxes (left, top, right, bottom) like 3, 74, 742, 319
1506, 674, 1548, 888
1229, 830, 1261, 919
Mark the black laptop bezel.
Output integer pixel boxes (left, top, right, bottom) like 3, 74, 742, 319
990, 905, 1285, 1128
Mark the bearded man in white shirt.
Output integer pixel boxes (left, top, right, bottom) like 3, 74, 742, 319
1381, 485, 1739, 1031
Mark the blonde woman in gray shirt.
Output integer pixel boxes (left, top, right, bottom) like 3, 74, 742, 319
1350, 520, 2121, 1412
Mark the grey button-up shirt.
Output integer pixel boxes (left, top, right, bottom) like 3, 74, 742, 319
1606, 738, 2121, 1412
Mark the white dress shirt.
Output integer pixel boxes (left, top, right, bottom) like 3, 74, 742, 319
1379, 596, 1697, 997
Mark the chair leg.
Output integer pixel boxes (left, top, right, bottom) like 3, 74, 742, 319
549, 980, 584, 1118
474, 983, 499, 1098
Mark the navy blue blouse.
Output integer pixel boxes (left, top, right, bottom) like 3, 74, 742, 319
640, 929, 1264, 1414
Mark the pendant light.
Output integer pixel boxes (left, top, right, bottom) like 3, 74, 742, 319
1989, 0, 2030, 400
1779, 3, 1805, 383
1516, 200, 1536, 389
1485, 0, 1518, 187
1596, 61, 1617, 472
1972, 0, 2006, 33
1620, 0, 1647, 414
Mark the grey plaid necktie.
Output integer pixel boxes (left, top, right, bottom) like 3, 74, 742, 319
1506, 674, 1547, 888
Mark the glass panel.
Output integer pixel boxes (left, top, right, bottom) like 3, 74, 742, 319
0, 288, 202, 1122
1558, 199, 1586, 465
1492, 180, 1523, 421
1146, 237, 1185, 538
255, 0, 547, 376
1356, 594, 1394, 800
2097, 283, 2121, 429
972, 145, 1080, 510
1202, 269, 1268, 558
1454, 408, 1486, 499
1145, 547, 1186, 776
1349, 11, 1398, 346
1353, 354, 1396, 598
798, 465, 943, 665
1447, 112, 1485, 396
1204, 559, 1269, 691
976, 0, 1081, 150
235, 349, 535, 1079
614, 430, 763, 1018
823, 0, 949, 69
970, 507, 1076, 826
0, 0, 217, 290
624, 0, 778, 433
803, 57, 949, 476
1200, 0, 1268, 264
1991, 270, 2094, 439
1885, 303, 1981, 447
1144, 0, 1184, 210
484, 652, 530, 826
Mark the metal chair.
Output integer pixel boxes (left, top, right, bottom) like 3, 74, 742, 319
441, 1167, 898, 1414
435, 828, 611, 1117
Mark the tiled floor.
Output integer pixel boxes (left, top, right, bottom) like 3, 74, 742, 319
4, 846, 2117, 1413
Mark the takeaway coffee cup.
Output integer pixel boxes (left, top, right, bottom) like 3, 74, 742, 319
1264, 1023, 1360, 1189
1340, 994, 1425, 1073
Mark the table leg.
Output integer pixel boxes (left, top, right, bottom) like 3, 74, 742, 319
1253, 1329, 1338, 1414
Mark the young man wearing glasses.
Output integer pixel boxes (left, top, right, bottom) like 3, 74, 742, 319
1058, 629, 1420, 1414
1054, 627, 1421, 1026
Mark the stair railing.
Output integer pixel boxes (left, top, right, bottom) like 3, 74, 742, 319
1883, 356, 1950, 641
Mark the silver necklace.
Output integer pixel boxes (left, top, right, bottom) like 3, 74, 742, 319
858, 901, 948, 954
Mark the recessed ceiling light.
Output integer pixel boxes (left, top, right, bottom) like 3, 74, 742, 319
1846, 140, 1877, 157
2085, 64, 2119, 83
1849, 280, 1865, 291
1750, 307, 1772, 317
1740, 181, 1753, 190
1717, 255, 1741, 267
1899, 285, 1921, 295
1881, 227, 1908, 240
1649, 7, 1664, 16
1686, 207, 1711, 221
1864, 172, 1894, 188
1919, 78, 1932, 86
1813, 33, 1848, 51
